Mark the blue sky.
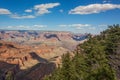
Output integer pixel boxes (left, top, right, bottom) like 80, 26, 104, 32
0, 0, 120, 34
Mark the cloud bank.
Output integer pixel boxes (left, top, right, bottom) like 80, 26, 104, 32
3, 25, 47, 30
0, 8, 11, 14
59, 24, 91, 28
34, 3, 60, 15
0, 3, 60, 19
25, 9, 32, 12
10, 14, 36, 19
69, 4, 120, 14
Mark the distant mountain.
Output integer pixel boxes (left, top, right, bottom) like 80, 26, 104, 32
0, 30, 89, 50
0, 30, 88, 42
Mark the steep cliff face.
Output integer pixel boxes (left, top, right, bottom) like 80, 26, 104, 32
0, 42, 31, 67
0, 61, 20, 80
0, 42, 57, 80
0, 41, 68, 69
16, 63, 56, 80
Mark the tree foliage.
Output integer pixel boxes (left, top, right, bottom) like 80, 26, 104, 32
5, 71, 14, 80
44, 24, 120, 80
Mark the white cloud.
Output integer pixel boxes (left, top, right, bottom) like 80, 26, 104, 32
59, 9, 63, 13
88, 27, 96, 30
98, 24, 107, 27
59, 24, 91, 28
4, 25, 47, 30
58, 24, 95, 31
0, 3, 60, 18
33, 25, 47, 28
34, 3, 60, 15
10, 14, 35, 19
0, 8, 35, 19
103, 0, 111, 3
6, 25, 30, 30
0, 8, 11, 14
69, 24, 91, 28
58, 24, 97, 34
25, 9, 32, 12
59, 24, 68, 27
103, 0, 107, 3
69, 4, 120, 14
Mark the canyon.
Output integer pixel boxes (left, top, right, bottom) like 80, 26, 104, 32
0, 30, 88, 80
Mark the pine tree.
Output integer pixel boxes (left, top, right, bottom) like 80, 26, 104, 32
5, 71, 14, 80
44, 24, 119, 80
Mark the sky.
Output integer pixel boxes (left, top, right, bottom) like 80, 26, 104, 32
0, 0, 120, 34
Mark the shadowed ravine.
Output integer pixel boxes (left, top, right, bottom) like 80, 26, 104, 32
0, 52, 56, 80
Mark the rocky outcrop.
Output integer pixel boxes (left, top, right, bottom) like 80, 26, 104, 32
0, 42, 57, 80
0, 61, 20, 80
16, 63, 56, 80
0, 41, 68, 68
